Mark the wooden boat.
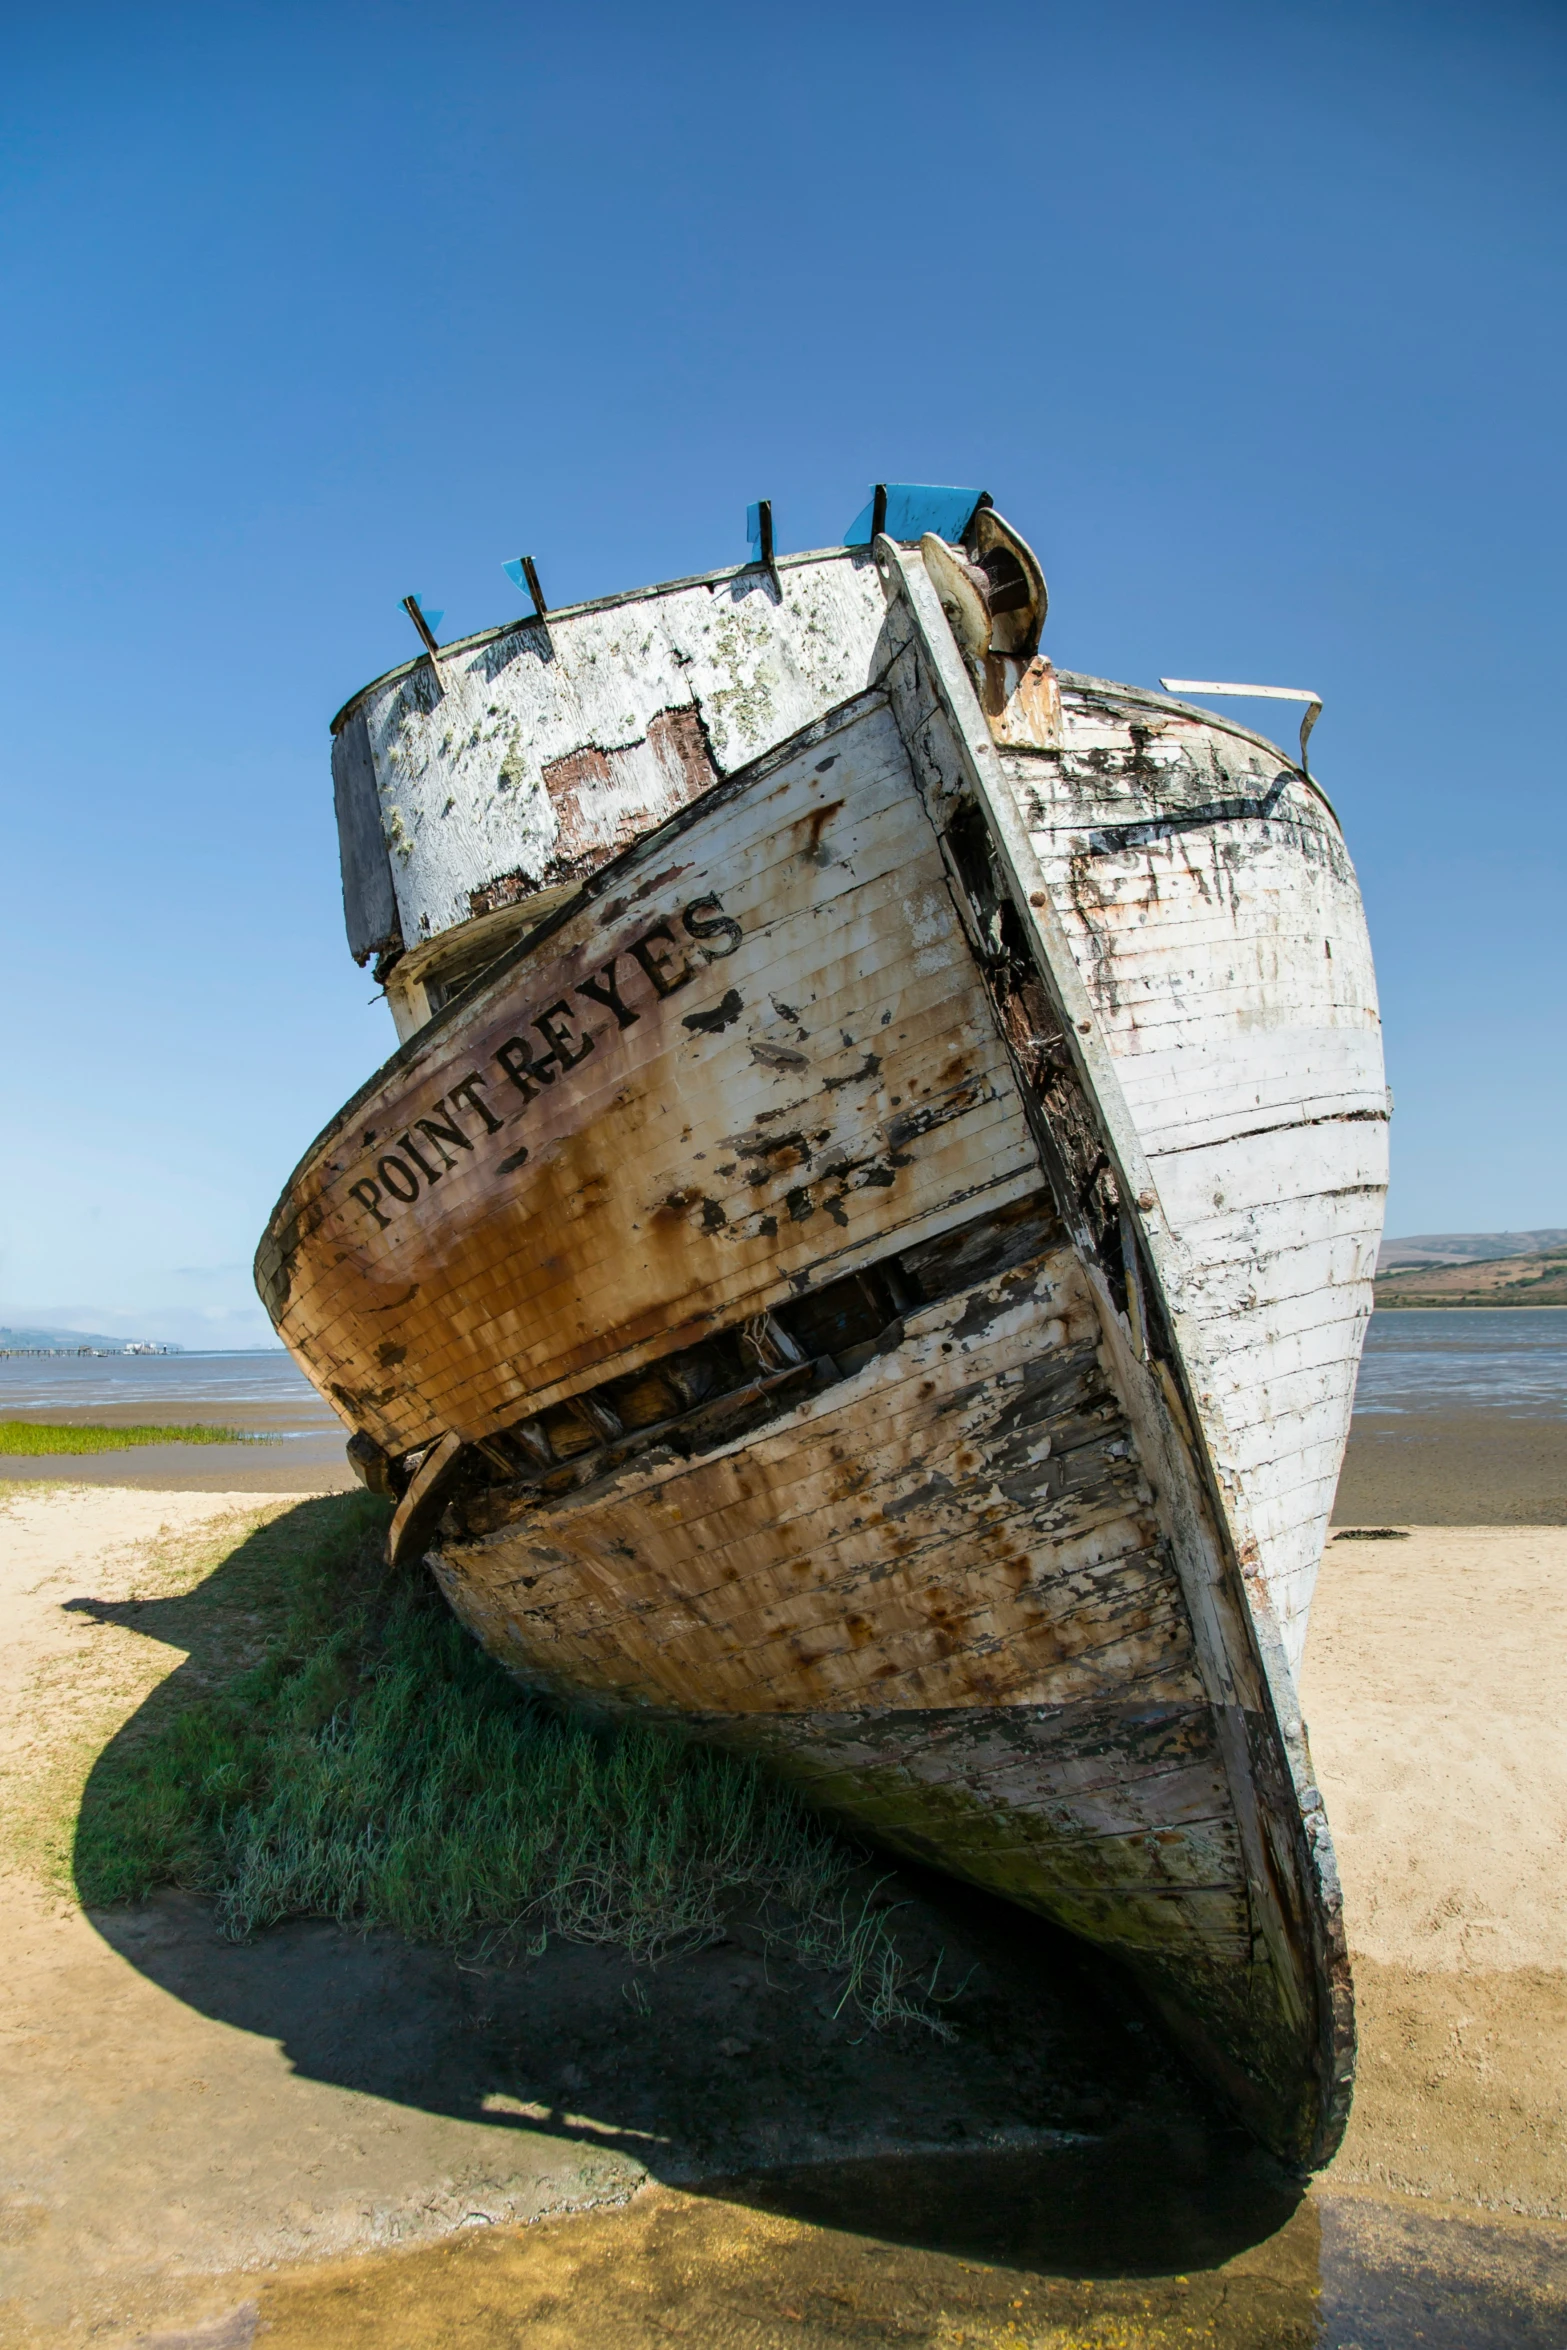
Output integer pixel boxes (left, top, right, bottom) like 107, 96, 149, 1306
258, 502, 1387, 2166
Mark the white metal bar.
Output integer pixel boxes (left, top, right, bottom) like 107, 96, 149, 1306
1160, 679, 1318, 702
1159, 681, 1324, 777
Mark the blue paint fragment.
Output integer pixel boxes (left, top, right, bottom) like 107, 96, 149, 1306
501, 558, 528, 597
842, 484, 984, 548
403, 592, 444, 631
744, 501, 771, 561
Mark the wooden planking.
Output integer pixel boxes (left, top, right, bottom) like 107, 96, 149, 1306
1112, 1012, 1383, 1082
1159, 1192, 1386, 1283
1154, 1118, 1380, 1665
1043, 927, 1376, 1013
1042, 860, 1374, 968
490, 1280, 1115, 1561
1149, 1117, 1388, 1213
807, 548, 1353, 2156
1209, 1360, 1364, 1468
1080, 975, 1379, 1052
332, 708, 401, 966
1070, 984, 1373, 1050
1211, 1349, 1362, 1441
356, 552, 891, 955
1192, 1281, 1378, 1382
1221, 1422, 1362, 1508
1060, 952, 1375, 1032
266, 695, 1054, 1453
1122, 1064, 1387, 1163
1188, 1252, 1379, 1349
1009, 696, 1331, 814
433, 1241, 1263, 1976
1000, 674, 1386, 1679
442, 1250, 1193, 1720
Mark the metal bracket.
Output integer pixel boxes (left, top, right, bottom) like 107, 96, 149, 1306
502, 556, 549, 618
1159, 678, 1323, 778
747, 498, 782, 597
401, 594, 443, 660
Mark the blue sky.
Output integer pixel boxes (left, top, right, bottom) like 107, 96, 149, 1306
2, 0, 1562, 1347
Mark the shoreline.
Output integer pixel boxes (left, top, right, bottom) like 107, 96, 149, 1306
0, 1397, 357, 1494
0, 1403, 1559, 1520
1332, 1409, 1565, 1526
0, 1486, 1562, 2342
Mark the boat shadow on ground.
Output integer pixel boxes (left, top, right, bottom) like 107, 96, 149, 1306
69, 1497, 1308, 2285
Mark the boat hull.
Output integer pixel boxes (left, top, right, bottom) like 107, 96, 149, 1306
260, 542, 1378, 2166
1002, 689, 1385, 1672
428, 1218, 1320, 2146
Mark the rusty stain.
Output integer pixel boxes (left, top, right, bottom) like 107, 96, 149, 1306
794, 797, 845, 865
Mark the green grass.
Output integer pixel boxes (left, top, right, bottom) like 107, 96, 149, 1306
73, 1491, 945, 2030
0, 1420, 265, 1454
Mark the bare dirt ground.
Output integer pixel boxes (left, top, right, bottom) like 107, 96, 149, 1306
1373, 1251, 1567, 1307
0, 1487, 1563, 2347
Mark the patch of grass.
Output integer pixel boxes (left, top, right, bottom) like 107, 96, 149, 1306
74, 1492, 946, 2031
0, 1421, 266, 1454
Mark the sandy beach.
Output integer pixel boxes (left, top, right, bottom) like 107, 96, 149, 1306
1303, 1525, 1567, 2216
0, 1471, 1562, 2344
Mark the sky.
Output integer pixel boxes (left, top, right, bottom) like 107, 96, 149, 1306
1, 0, 1562, 1348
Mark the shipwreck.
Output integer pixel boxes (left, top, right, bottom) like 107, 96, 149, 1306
257, 490, 1388, 2166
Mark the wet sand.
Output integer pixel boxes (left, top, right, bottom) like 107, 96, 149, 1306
0, 1398, 356, 1494
188, 2165, 1567, 2349
6, 1329, 1560, 1525
3, 1397, 1561, 1517
1334, 1410, 1567, 1525
1, 1472, 1563, 2344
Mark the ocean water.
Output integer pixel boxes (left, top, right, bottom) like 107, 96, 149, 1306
1354, 1307, 1567, 1417
0, 1349, 333, 1426
4, 1320, 1565, 1425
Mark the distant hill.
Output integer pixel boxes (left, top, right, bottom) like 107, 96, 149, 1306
1378, 1229, 1567, 1271
0, 1325, 183, 1354
1375, 1248, 1567, 1308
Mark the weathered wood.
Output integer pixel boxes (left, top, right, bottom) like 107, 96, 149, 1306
991, 669, 1386, 1680
331, 708, 401, 966
260, 526, 1387, 2169
259, 695, 1040, 1457
387, 1429, 464, 1565
334, 549, 893, 1016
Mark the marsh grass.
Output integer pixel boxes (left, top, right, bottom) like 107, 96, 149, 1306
74, 1491, 947, 2032
0, 1421, 264, 1454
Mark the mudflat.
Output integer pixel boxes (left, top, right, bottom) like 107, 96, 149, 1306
9, 1405, 1559, 1515
0, 1399, 356, 1494
1335, 1408, 1567, 1525
5, 1344, 1561, 1518
0, 1475, 1562, 2344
